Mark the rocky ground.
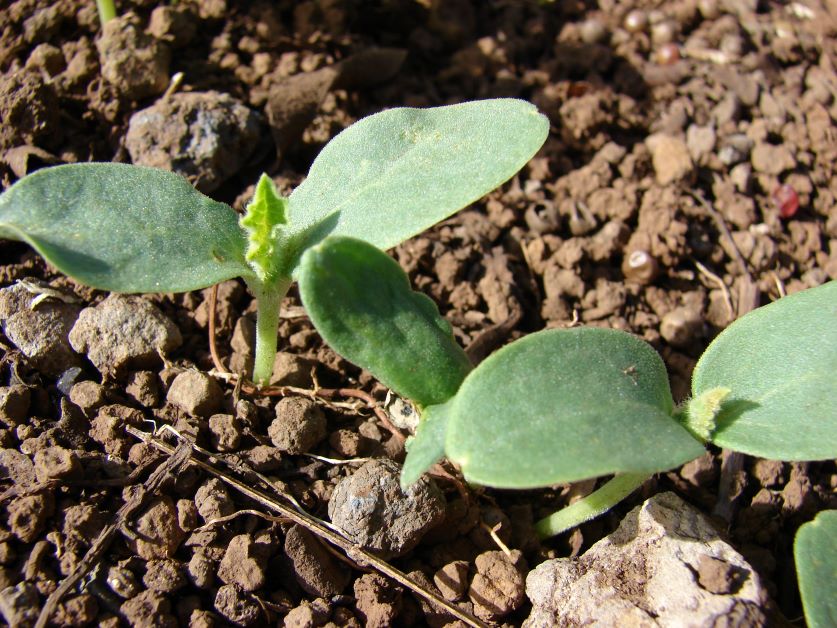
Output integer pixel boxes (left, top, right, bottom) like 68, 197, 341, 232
0, 0, 835, 626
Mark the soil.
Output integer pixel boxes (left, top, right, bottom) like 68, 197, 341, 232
0, 0, 835, 626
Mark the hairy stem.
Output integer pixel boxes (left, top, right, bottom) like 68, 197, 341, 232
248, 278, 292, 386
96, 0, 117, 24
534, 472, 651, 539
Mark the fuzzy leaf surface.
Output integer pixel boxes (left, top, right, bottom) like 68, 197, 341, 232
288, 99, 549, 261
445, 327, 704, 489
0, 163, 251, 292
240, 174, 289, 281
298, 236, 472, 407
692, 281, 837, 460
794, 510, 837, 628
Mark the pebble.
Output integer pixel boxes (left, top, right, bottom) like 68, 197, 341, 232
270, 352, 318, 387
268, 397, 326, 454
129, 496, 185, 560
120, 590, 177, 627
33, 446, 81, 482
0, 449, 37, 489
524, 493, 767, 626
646, 133, 694, 185
284, 525, 350, 597
686, 124, 716, 163
0, 385, 30, 423
208, 414, 241, 451
660, 306, 703, 348
470, 550, 527, 621
125, 371, 161, 408
0, 283, 82, 376
0, 582, 40, 627
328, 458, 445, 558
214, 584, 261, 627
187, 549, 217, 589
194, 478, 235, 522
751, 142, 797, 175
8, 493, 53, 542
144, 559, 187, 593
69, 381, 108, 416
354, 573, 402, 627
434, 560, 470, 601
218, 534, 270, 592
166, 371, 224, 417
126, 91, 265, 193
730, 163, 752, 192
96, 14, 170, 100
69, 295, 182, 378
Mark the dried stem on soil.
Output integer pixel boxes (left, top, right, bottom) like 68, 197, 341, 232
126, 426, 488, 628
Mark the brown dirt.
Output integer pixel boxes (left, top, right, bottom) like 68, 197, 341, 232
1, 0, 836, 625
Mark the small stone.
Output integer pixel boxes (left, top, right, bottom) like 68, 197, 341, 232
69, 381, 108, 415
130, 496, 185, 560
686, 124, 716, 163
284, 525, 350, 597
218, 534, 269, 592
434, 560, 470, 601
125, 371, 161, 407
0, 283, 82, 376
148, 6, 196, 47
208, 414, 241, 451
25, 42, 65, 76
126, 91, 264, 193
268, 397, 327, 454
54, 594, 98, 626
328, 458, 445, 558
751, 143, 796, 175
354, 573, 402, 628
33, 446, 81, 482
69, 295, 182, 377
194, 478, 234, 522
751, 460, 785, 488
166, 371, 224, 417
730, 163, 752, 193
0, 386, 30, 423
0, 582, 40, 627
0, 449, 37, 489
187, 549, 216, 589
283, 599, 330, 628
660, 306, 703, 348
214, 584, 260, 627
646, 134, 694, 185
97, 14, 170, 100
523, 492, 767, 627
621, 249, 659, 285
8, 492, 53, 543
144, 559, 186, 593
470, 550, 526, 620
176, 499, 198, 532
120, 590, 177, 628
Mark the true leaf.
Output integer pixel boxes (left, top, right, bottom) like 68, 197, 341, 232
0, 163, 251, 293
287, 99, 549, 262
692, 281, 837, 460
794, 510, 837, 628
240, 174, 289, 281
298, 235, 472, 407
445, 327, 704, 488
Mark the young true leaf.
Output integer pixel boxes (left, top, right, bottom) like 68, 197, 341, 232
288, 99, 549, 256
0, 163, 251, 293
444, 327, 704, 488
691, 280, 837, 460
794, 510, 837, 628
240, 174, 289, 281
298, 236, 472, 407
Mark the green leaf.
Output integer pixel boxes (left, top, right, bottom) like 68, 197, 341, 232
287, 99, 549, 262
692, 281, 837, 460
445, 327, 704, 489
298, 235, 472, 407
794, 510, 837, 628
401, 400, 451, 487
0, 163, 251, 293
240, 174, 289, 281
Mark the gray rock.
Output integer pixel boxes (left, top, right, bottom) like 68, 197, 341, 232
69, 294, 181, 377
166, 371, 223, 417
268, 397, 326, 454
524, 492, 767, 627
126, 91, 265, 193
328, 458, 445, 558
0, 283, 82, 376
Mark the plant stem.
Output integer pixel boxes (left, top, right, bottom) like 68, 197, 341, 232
534, 472, 651, 539
248, 277, 292, 386
96, 0, 117, 24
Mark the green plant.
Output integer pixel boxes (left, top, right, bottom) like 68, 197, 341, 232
0, 99, 549, 384
296, 235, 837, 535
96, 0, 117, 24
794, 510, 837, 628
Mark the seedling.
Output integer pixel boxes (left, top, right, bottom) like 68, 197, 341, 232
0, 99, 549, 384
794, 510, 837, 628
96, 0, 117, 24
296, 235, 837, 536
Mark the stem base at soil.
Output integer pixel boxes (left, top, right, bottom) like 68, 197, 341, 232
248, 277, 292, 386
